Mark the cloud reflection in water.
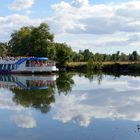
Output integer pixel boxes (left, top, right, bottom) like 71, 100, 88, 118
0, 88, 36, 129
11, 114, 36, 128
52, 75, 140, 127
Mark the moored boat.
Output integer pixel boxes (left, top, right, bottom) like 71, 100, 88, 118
0, 57, 58, 74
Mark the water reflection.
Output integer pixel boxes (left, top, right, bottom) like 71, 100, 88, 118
84, 71, 104, 84
11, 113, 36, 129
53, 74, 140, 127
1, 73, 140, 139
56, 72, 74, 95
0, 74, 56, 114
12, 88, 55, 114
0, 73, 75, 114
0, 74, 56, 90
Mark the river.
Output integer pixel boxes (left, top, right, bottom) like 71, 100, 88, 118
0, 72, 140, 140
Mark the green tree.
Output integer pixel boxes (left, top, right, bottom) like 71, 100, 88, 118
116, 51, 120, 61
9, 27, 32, 56
132, 51, 139, 61
29, 23, 54, 57
129, 54, 133, 61
87, 58, 93, 71
120, 53, 128, 61
0, 42, 9, 57
83, 49, 93, 61
111, 54, 117, 62
55, 43, 73, 67
9, 23, 54, 57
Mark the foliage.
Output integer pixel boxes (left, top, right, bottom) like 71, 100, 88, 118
71, 50, 140, 63
129, 51, 139, 61
0, 43, 9, 57
87, 58, 93, 71
9, 23, 54, 57
55, 43, 73, 67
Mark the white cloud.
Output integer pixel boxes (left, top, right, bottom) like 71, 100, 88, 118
0, 0, 140, 53
72, 0, 89, 7
49, 0, 140, 35
11, 114, 36, 128
56, 33, 140, 53
25, 10, 32, 15
0, 14, 44, 41
47, 0, 140, 52
9, 0, 34, 10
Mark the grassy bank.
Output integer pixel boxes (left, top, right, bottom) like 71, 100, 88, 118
68, 61, 140, 66
66, 61, 140, 73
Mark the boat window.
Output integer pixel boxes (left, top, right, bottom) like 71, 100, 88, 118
0, 75, 2, 81
7, 64, 11, 71
1, 75, 4, 81
3, 64, 7, 70
25, 59, 55, 67
3, 75, 7, 81
8, 75, 11, 82
26, 60, 44, 67
12, 76, 15, 82
12, 64, 15, 70
26, 80, 47, 87
0, 64, 2, 70
26, 60, 29, 67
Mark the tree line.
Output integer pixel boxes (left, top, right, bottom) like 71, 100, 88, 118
72, 50, 140, 62
0, 23, 140, 67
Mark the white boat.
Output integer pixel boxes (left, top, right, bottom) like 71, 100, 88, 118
0, 57, 58, 74
0, 74, 56, 90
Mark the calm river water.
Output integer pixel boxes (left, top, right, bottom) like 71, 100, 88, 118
0, 73, 140, 140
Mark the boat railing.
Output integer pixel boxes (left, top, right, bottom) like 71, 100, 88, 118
26, 61, 56, 67
0, 57, 27, 61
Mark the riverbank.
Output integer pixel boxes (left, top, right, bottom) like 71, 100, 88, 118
66, 61, 140, 74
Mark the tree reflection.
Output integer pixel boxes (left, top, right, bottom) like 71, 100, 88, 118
83, 71, 103, 85
12, 87, 55, 114
3, 73, 75, 114
56, 72, 75, 95
96, 72, 103, 85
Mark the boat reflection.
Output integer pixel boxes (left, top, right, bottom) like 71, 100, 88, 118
0, 74, 57, 114
0, 74, 56, 90
0, 73, 76, 114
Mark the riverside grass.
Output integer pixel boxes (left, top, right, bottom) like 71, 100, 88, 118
66, 61, 140, 73
67, 61, 140, 67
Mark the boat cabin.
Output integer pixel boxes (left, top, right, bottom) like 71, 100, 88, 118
0, 57, 58, 73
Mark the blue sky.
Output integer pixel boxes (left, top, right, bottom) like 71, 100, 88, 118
0, 0, 140, 54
